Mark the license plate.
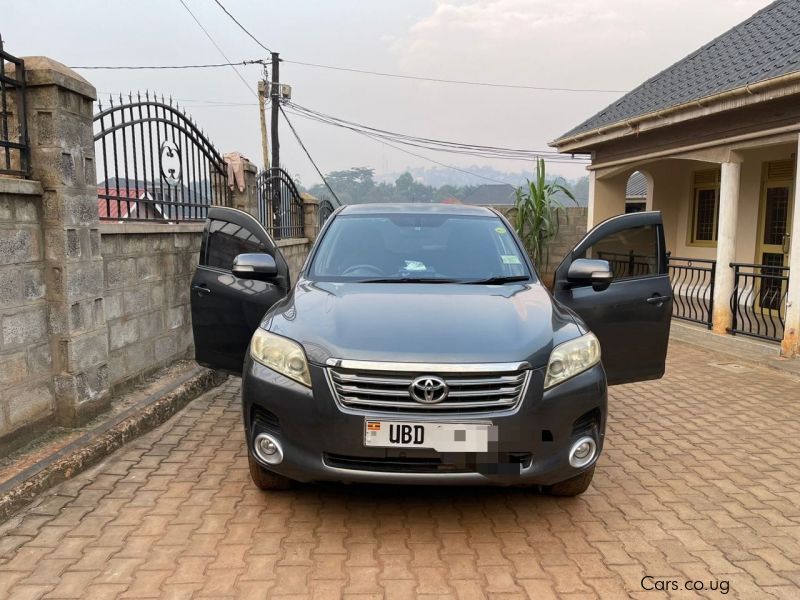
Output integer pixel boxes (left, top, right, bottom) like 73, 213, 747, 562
364, 420, 491, 452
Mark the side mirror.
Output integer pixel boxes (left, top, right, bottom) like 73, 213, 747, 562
567, 258, 614, 292
232, 253, 277, 280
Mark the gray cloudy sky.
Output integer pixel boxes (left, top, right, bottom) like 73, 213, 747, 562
4, 0, 773, 186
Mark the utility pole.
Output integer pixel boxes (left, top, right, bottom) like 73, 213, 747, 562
270, 52, 280, 172
257, 78, 269, 170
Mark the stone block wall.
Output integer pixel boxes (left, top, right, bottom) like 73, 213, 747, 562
493, 205, 588, 287
100, 224, 202, 389
0, 179, 54, 444
0, 56, 319, 450
277, 238, 311, 283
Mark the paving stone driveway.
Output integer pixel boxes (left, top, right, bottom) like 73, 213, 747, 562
1, 341, 799, 599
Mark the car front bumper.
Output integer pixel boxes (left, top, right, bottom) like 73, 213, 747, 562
241, 358, 607, 486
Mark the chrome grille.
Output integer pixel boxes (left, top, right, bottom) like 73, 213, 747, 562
326, 360, 530, 414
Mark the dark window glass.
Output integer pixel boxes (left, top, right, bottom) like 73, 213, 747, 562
205, 219, 265, 271
763, 187, 789, 245
585, 225, 658, 280
308, 214, 531, 282
625, 201, 646, 213
694, 189, 717, 242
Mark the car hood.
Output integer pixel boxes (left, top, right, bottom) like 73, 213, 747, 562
263, 279, 581, 367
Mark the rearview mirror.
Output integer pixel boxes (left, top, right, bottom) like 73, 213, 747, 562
567, 258, 614, 292
232, 253, 277, 280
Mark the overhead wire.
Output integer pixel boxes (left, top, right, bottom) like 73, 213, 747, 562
176, 0, 258, 99
278, 105, 343, 205
282, 59, 627, 94
283, 101, 589, 164
281, 103, 533, 185
212, 0, 273, 55
70, 60, 264, 70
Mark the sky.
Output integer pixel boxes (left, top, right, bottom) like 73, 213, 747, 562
3, 0, 774, 188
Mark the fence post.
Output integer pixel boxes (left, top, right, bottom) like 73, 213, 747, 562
23, 57, 110, 425
707, 261, 716, 330
224, 153, 258, 218
729, 264, 738, 335
301, 193, 320, 241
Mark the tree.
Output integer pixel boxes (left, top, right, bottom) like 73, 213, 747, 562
511, 158, 576, 271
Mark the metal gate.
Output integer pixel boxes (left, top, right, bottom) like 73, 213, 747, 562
256, 167, 304, 239
94, 93, 229, 221
318, 197, 336, 228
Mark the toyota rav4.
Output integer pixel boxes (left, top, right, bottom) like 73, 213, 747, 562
190, 204, 671, 496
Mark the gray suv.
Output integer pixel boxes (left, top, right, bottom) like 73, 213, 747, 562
190, 204, 671, 496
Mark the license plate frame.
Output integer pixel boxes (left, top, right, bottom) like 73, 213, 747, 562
364, 420, 492, 452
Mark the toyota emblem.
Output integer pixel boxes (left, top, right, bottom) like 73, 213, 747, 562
409, 375, 449, 404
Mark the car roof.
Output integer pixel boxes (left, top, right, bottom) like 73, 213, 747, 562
338, 203, 498, 217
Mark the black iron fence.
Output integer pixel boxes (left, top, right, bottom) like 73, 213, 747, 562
94, 93, 229, 222
0, 34, 29, 178
596, 250, 654, 278
256, 167, 305, 239
667, 257, 716, 328
730, 262, 789, 342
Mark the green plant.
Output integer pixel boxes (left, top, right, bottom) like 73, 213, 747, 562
512, 158, 576, 271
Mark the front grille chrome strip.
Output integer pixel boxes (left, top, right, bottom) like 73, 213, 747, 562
326, 362, 531, 414
326, 359, 531, 373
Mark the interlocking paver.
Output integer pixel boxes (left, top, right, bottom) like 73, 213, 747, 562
1, 341, 800, 598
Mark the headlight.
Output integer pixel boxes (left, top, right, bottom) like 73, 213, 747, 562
250, 329, 312, 387
544, 332, 601, 389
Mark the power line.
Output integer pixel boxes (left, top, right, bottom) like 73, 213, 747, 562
283, 59, 628, 94
278, 105, 342, 205
212, 0, 273, 54
71, 60, 264, 70
176, 0, 258, 99
282, 103, 529, 186
283, 101, 589, 164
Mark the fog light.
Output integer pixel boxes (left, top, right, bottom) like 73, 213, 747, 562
253, 433, 284, 465
569, 436, 597, 468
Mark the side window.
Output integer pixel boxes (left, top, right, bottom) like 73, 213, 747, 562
204, 219, 265, 271
583, 225, 658, 280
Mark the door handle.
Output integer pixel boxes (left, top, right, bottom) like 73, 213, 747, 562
646, 295, 671, 305
192, 284, 212, 296
783, 233, 791, 254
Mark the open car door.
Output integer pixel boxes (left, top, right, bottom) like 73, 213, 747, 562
190, 207, 290, 375
553, 211, 672, 385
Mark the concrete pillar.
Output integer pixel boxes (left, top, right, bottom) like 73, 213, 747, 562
301, 193, 320, 242
587, 171, 626, 228
225, 154, 259, 218
781, 136, 800, 357
711, 159, 742, 334
23, 57, 110, 425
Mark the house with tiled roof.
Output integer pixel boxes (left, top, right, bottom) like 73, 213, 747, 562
551, 0, 800, 357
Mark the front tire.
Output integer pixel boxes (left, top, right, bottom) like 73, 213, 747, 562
543, 466, 595, 497
248, 451, 293, 490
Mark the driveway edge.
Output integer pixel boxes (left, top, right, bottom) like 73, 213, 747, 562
0, 366, 227, 524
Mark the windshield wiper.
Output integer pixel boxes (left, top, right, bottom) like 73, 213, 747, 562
461, 275, 530, 285
357, 277, 461, 284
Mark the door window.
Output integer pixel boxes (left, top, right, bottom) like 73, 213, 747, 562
204, 219, 266, 271
582, 225, 659, 280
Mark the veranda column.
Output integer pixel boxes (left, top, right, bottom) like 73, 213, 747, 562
780, 136, 800, 357
711, 159, 741, 334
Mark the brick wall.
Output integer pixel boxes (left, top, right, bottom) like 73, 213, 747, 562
100, 224, 202, 390
0, 179, 54, 443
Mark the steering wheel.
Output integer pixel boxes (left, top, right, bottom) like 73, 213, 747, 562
342, 264, 385, 277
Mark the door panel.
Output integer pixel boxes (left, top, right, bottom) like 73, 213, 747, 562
553, 212, 672, 385
191, 207, 290, 375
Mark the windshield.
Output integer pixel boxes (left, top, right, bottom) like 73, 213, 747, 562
307, 213, 533, 283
